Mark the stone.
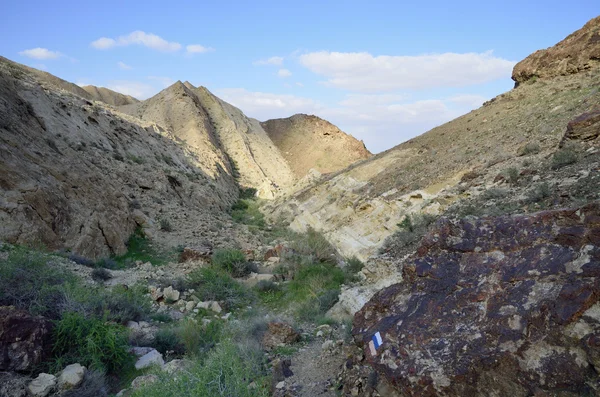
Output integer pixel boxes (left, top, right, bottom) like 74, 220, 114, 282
262, 321, 300, 351
0, 372, 31, 397
264, 244, 285, 260
196, 301, 210, 310
163, 359, 193, 375
27, 373, 56, 397
163, 286, 180, 302
179, 245, 212, 263
321, 340, 335, 351
130, 374, 158, 389
149, 286, 163, 301
353, 202, 600, 396
58, 363, 86, 389
267, 256, 280, 263
0, 306, 53, 371
209, 301, 222, 313
130, 346, 154, 357
561, 108, 600, 146
512, 16, 600, 85
185, 301, 196, 312
275, 381, 286, 389
272, 358, 294, 383
134, 349, 164, 370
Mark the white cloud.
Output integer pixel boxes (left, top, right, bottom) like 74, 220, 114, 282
296, 82, 304, 87
186, 44, 214, 54
90, 37, 116, 49
216, 88, 322, 120
147, 76, 175, 88
117, 61, 133, 70
106, 81, 157, 99
19, 48, 61, 60
253, 56, 284, 66
91, 31, 181, 52
299, 50, 515, 92
278, 68, 292, 78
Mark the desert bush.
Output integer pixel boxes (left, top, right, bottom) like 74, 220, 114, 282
502, 167, 519, 185
254, 280, 281, 293
0, 248, 76, 319
343, 256, 364, 283
91, 268, 112, 282
159, 219, 173, 232
518, 142, 541, 156
95, 257, 118, 269
481, 187, 508, 200
380, 213, 437, 254
52, 312, 132, 373
187, 267, 254, 309
68, 254, 95, 267
239, 187, 258, 199
129, 340, 270, 397
287, 227, 337, 264
551, 147, 578, 169
231, 199, 266, 228
212, 248, 256, 277
526, 182, 552, 203
113, 227, 174, 267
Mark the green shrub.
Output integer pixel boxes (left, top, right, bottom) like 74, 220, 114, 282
288, 227, 337, 264
552, 147, 578, 169
129, 340, 270, 397
344, 256, 364, 283
231, 199, 266, 228
187, 267, 254, 309
91, 268, 112, 282
502, 167, 519, 185
239, 187, 258, 199
159, 219, 173, 232
518, 142, 541, 156
380, 214, 437, 254
113, 227, 174, 267
0, 248, 76, 319
68, 254, 95, 267
152, 327, 185, 356
52, 312, 132, 373
526, 182, 552, 203
95, 258, 118, 269
481, 188, 508, 200
212, 249, 255, 278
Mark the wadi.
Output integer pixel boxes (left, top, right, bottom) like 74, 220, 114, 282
0, 13, 599, 397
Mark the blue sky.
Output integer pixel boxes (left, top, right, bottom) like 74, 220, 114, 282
2, 1, 597, 153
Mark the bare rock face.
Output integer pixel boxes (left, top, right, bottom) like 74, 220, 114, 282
353, 202, 600, 396
262, 322, 300, 351
512, 16, 600, 85
261, 114, 371, 179
561, 107, 600, 146
0, 306, 53, 372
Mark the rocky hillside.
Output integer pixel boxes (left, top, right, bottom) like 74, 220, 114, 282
120, 82, 294, 198
265, 16, 600, 264
0, 58, 256, 259
81, 85, 138, 106
261, 114, 371, 178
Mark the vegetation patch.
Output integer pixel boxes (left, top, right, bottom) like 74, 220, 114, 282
231, 198, 266, 229
186, 267, 254, 310
113, 227, 175, 267
551, 146, 578, 169
212, 248, 256, 278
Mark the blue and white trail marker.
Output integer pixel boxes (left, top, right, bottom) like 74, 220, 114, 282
368, 331, 383, 356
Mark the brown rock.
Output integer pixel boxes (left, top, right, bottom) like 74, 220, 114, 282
179, 245, 212, 262
560, 108, 600, 146
262, 322, 300, 351
0, 306, 53, 372
353, 202, 600, 396
264, 244, 286, 260
512, 16, 600, 85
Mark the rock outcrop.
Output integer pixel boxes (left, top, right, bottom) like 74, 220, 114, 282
353, 202, 600, 396
561, 107, 600, 146
261, 114, 371, 179
512, 16, 600, 85
81, 85, 138, 106
0, 306, 53, 372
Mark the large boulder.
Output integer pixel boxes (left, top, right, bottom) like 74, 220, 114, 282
512, 16, 600, 85
353, 202, 600, 396
0, 306, 53, 371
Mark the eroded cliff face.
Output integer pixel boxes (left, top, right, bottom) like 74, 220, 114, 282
353, 202, 600, 396
0, 59, 237, 259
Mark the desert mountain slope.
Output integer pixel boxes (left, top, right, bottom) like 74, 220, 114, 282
81, 85, 138, 106
120, 82, 294, 198
265, 15, 600, 262
0, 58, 244, 259
261, 114, 371, 178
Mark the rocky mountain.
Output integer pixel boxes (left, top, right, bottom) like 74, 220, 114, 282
261, 114, 371, 179
81, 85, 138, 106
0, 57, 247, 259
